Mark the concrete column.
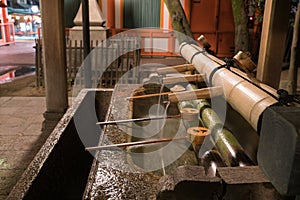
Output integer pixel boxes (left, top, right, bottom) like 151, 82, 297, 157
40, 0, 68, 113
256, 0, 290, 89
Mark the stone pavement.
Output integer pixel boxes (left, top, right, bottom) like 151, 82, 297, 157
0, 41, 43, 199
0, 97, 47, 199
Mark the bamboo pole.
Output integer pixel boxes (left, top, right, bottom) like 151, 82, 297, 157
162, 0, 275, 131
168, 86, 223, 103
177, 96, 227, 176
126, 92, 172, 101
86, 136, 188, 151
157, 64, 195, 75
126, 86, 222, 102
233, 51, 257, 73
162, 74, 206, 85
180, 43, 278, 130
185, 85, 254, 167
199, 149, 226, 177
96, 115, 181, 125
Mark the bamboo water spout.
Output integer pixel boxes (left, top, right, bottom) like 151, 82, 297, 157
179, 43, 278, 131
157, 64, 195, 75
85, 136, 188, 151
96, 115, 181, 126
127, 87, 223, 102
176, 84, 254, 167
162, 74, 206, 85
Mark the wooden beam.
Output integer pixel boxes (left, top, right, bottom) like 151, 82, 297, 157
41, 0, 68, 113
256, 0, 290, 89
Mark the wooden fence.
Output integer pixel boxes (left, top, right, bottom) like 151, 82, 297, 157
35, 36, 141, 88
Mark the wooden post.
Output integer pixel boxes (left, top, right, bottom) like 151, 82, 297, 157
256, 0, 290, 89
287, 2, 300, 94
40, 0, 68, 113
82, 0, 92, 88
107, 0, 115, 29
1, 0, 10, 43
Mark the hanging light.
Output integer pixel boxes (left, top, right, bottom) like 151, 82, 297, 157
0, 0, 7, 8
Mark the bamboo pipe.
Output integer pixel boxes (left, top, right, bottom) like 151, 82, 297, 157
178, 97, 227, 175
229, 67, 279, 98
157, 64, 195, 75
85, 136, 188, 151
96, 115, 181, 125
90, 106, 210, 151
181, 84, 254, 167
180, 43, 278, 130
233, 51, 257, 73
168, 86, 223, 103
199, 149, 226, 177
126, 92, 172, 101
197, 35, 211, 49
128, 74, 205, 101
86, 126, 211, 151
162, 74, 206, 85
127, 86, 222, 102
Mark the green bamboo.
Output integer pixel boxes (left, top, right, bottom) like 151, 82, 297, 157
199, 149, 226, 177
183, 84, 254, 167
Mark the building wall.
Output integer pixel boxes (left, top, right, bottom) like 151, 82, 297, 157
65, 0, 235, 57
190, 0, 235, 57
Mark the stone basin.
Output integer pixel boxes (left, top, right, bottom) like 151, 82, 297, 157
82, 84, 290, 199
8, 85, 294, 199
7, 88, 113, 199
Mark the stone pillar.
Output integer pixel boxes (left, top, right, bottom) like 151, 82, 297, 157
69, 0, 107, 42
40, 1, 68, 116
256, 0, 290, 89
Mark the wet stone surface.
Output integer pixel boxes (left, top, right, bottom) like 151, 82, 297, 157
84, 84, 198, 199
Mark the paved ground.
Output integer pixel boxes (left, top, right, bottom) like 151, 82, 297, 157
0, 97, 46, 199
0, 41, 47, 199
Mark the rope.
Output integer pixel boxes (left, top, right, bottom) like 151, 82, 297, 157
277, 89, 300, 105
181, 44, 300, 106
208, 58, 234, 87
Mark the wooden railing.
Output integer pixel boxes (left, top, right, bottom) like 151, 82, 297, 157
109, 28, 180, 57
0, 22, 15, 46
65, 28, 181, 57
